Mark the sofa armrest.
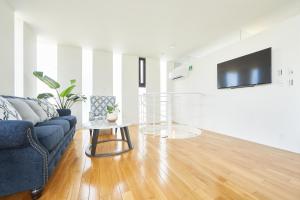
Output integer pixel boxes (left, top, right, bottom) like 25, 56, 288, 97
0, 120, 34, 149
57, 109, 71, 116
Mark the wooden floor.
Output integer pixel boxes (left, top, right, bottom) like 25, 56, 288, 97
2, 126, 300, 200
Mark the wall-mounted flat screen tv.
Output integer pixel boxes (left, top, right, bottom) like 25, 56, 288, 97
217, 48, 272, 89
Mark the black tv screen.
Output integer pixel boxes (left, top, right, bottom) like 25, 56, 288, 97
217, 48, 272, 89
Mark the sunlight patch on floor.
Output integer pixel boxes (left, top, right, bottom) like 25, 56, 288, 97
139, 124, 201, 139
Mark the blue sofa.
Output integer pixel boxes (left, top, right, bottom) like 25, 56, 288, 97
0, 96, 77, 199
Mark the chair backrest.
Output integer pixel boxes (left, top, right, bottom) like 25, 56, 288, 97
89, 96, 116, 120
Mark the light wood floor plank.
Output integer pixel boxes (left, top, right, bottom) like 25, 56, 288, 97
1, 126, 300, 200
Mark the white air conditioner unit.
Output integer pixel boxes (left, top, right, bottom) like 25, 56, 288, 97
169, 65, 189, 80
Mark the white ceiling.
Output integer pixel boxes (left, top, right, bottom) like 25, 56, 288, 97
7, 0, 300, 60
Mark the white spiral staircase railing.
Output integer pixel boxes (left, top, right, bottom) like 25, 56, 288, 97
138, 92, 205, 139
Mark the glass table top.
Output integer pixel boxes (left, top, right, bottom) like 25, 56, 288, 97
83, 119, 131, 130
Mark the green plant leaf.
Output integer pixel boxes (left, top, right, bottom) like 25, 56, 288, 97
67, 94, 86, 101
33, 71, 60, 89
60, 85, 76, 97
66, 93, 74, 98
107, 105, 113, 113
63, 94, 87, 109
33, 71, 43, 78
70, 79, 76, 85
37, 93, 54, 99
33, 71, 87, 109
44, 76, 60, 89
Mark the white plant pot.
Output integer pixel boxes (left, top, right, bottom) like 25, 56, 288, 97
107, 112, 118, 123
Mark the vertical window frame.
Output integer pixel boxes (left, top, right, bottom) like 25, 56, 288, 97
139, 57, 146, 88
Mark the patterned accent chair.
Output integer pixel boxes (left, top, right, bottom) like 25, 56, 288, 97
89, 96, 116, 121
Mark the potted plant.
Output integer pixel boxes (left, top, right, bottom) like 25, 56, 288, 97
106, 104, 119, 123
33, 71, 87, 115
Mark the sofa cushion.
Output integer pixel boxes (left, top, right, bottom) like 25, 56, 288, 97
54, 116, 77, 128
34, 99, 59, 119
0, 97, 22, 120
7, 98, 40, 125
37, 119, 70, 134
34, 125, 64, 152
25, 100, 48, 122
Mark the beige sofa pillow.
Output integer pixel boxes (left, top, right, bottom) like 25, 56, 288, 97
7, 98, 41, 125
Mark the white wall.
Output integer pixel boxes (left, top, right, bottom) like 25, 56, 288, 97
121, 56, 161, 124
93, 50, 113, 96
55, 48, 159, 125
57, 45, 83, 126
23, 22, 37, 97
0, 0, 160, 127
171, 14, 300, 153
0, 0, 14, 95
122, 54, 139, 123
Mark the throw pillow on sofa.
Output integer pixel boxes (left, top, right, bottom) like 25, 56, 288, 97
36, 99, 59, 119
7, 98, 41, 125
0, 96, 22, 120
25, 99, 49, 121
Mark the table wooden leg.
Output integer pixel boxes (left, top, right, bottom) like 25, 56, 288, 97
124, 126, 133, 149
120, 127, 125, 141
91, 129, 99, 156
85, 127, 133, 158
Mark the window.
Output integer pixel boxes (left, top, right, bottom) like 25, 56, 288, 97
139, 57, 146, 87
160, 59, 167, 121
113, 52, 122, 120
36, 37, 57, 96
14, 15, 24, 96
82, 48, 93, 123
